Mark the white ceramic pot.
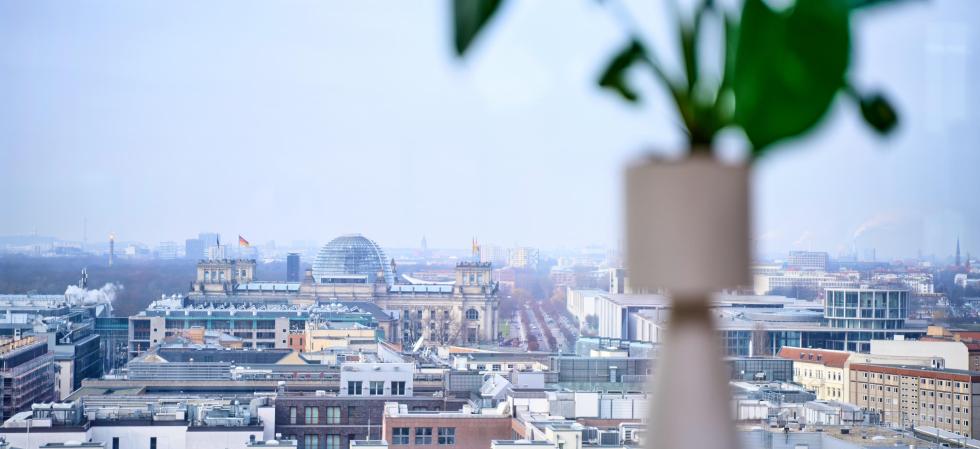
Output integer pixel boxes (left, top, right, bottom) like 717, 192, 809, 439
626, 155, 750, 298
626, 154, 749, 449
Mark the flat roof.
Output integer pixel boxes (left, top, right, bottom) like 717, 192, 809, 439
850, 363, 980, 381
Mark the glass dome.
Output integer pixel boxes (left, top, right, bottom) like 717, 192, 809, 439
312, 234, 394, 285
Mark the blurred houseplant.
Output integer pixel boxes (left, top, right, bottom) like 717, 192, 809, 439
452, 0, 899, 447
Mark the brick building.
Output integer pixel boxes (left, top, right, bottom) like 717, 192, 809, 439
275, 394, 466, 449
849, 363, 980, 438
381, 404, 513, 448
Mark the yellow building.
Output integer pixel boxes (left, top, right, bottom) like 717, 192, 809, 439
304, 322, 377, 352
778, 346, 851, 401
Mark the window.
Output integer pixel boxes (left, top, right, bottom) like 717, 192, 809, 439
326, 406, 341, 424
466, 309, 479, 320
305, 406, 319, 424
290, 406, 298, 424
304, 435, 319, 449
438, 427, 456, 445
150, 438, 157, 449
393, 428, 410, 445
392, 381, 406, 395
347, 381, 362, 395
370, 381, 384, 395
415, 427, 433, 445
325, 435, 340, 449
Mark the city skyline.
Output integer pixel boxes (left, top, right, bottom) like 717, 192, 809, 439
1, 228, 975, 264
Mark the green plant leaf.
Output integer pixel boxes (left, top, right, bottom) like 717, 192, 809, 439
858, 92, 899, 134
453, 0, 506, 57
734, 0, 851, 158
849, 0, 912, 9
597, 40, 648, 103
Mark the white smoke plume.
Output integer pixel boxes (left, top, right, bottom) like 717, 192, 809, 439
853, 212, 907, 240
793, 230, 814, 248
64, 283, 122, 310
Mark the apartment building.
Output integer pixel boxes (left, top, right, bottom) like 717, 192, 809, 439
276, 394, 465, 449
777, 347, 850, 401
381, 403, 512, 449
849, 363, 980, 438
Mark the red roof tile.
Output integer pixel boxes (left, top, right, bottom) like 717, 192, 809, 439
776, 346, 851, 369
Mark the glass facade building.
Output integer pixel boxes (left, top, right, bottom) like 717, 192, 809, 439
824, 287, 908, 330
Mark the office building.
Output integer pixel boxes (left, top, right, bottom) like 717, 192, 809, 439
787, 251, 830, 271
94, 317, 130, 373
824, 286, 909, 331
0, 337, 55, 423
0, 397, 272, 449
39, 319, 102, 399
575, 287, 929, 355
849, 363, 980, 438
0, 294, 105, 399
157, 241, 180, 260
479, 245, 508, 267
508, 247, 539, 270
128, 299, 393, 359
608, 268, 629, 294
753, 270, 859, 296
185, 238, 205, 260
871, 335, 980, 371
287, 253, 301, 282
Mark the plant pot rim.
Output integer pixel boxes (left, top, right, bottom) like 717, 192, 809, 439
629, 150, 748, 169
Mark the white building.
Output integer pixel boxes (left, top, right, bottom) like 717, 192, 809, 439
870, 339, 974, 370
339, 362, 414, 397
508, 247, 539, 270
564, 288, 606, 331
0, 399, 274, 449
157, 241, 180, 260
753, 270, 859, 295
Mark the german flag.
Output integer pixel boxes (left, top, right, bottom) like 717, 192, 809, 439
238, 235, 250, 248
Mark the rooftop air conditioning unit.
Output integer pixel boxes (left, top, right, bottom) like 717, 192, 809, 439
580, 427, 598, 444
598, 430, 619, 446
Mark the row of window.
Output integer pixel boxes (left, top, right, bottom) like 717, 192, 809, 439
918, 403, 971, 414
289, 406, 342, 425
391, 427, 455, 445
863, 408, 971, 435
404, 309, 480, 320
301, 434, 340, 449
858, 372, 969, 389
860, 395, 972, 415
859, 383, 972, 402
795, 368, 842, 381
346, 380, 407, 395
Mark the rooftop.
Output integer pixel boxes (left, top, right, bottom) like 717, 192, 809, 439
777, 347, 852, 368
850, 363, 980, 380
492, 441, 556, 446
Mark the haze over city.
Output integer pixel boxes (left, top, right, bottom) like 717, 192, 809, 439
1, 1, 978, 259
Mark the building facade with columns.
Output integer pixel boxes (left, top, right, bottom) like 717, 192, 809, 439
162, 234, 499, 348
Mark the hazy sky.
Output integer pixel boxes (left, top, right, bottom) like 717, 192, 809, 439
1, 1, 977, 260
